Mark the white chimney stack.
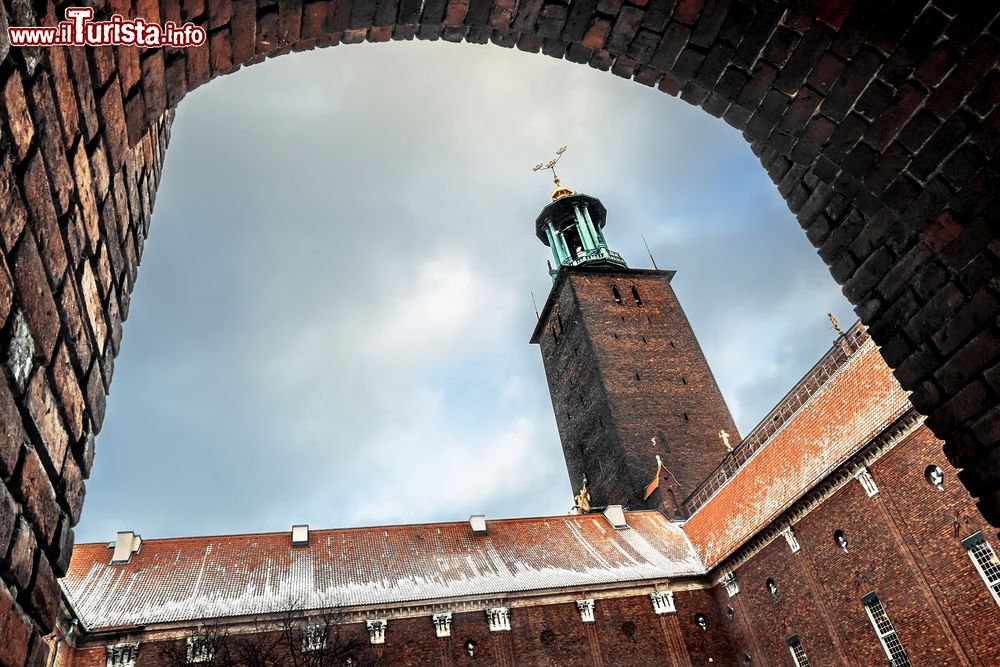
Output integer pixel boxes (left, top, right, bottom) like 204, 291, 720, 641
291, 524, 309, 547
110, 531, 142, 564
603, 505, 628, 529
469, 515, 487, 536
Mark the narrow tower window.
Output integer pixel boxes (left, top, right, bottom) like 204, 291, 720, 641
786, 635, 812, 667
611, 285, 623, 304
861, 592, 910, 667
681, 376, 687, 385
683, 412, 689, 421
631, 286, 642, 306
641, 335, 647, 344
556, 313, 564, 332
694, 614, 708, 631
635, 372, 641, 382
551, 326, 559, 344
766, 578, 778, 598
962, 532, 1000, 606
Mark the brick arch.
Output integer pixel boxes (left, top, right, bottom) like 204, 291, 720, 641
0, 0, 998, 663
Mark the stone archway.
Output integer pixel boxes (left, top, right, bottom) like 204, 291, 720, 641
0, 0, 998, 663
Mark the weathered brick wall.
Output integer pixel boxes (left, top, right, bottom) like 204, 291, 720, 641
57, 592, 731, 666
1, 0, 998, 663
720, 424, 1000, 665
535, 267, 739, 516
0, 40, 168, 660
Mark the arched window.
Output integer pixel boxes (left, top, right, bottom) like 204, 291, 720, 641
611, 285, 623, 304
631, 286, 642, 305
766, 578, 778, 597
694, 613, 708, 631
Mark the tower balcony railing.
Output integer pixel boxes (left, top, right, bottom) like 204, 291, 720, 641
560, 248, 627, 268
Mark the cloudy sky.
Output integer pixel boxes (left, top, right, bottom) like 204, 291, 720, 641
75, 40, 856, 544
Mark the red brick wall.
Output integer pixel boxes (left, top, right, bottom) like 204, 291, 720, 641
58, 591, 731, 666
535, 267, 739, 516
719, 425, 1000, 666
686, 338, 910, 568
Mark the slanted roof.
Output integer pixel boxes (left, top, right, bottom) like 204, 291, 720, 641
683, 332, 911, 570
63, 511, 704, 631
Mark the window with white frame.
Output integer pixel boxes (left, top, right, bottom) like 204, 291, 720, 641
786, 634, 811, 667
962, 532, 1000, 606
861, 592, 910, 667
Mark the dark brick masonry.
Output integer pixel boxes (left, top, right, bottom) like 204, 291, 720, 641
532, 266, 739, 518
0, 0, 999, 664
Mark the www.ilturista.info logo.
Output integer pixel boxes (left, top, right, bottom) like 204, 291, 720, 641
8, 7, 207, 47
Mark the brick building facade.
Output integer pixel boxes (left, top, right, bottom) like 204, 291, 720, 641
2, 1, 1000, 664
42, 183, 1000, 666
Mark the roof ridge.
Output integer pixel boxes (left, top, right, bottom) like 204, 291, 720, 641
72, 510, 669, 546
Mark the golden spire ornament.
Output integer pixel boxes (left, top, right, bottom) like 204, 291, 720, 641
532, 146, 574, 201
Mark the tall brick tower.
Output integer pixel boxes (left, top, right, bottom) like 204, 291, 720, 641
530, 175, 739, 519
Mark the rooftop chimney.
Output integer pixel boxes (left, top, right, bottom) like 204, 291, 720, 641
291, 524, 309, 547
110, 531, 142, 564
469, 515, 487, 536
603, 505, 628, 529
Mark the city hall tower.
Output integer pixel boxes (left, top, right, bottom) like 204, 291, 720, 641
530, 164, 739, 519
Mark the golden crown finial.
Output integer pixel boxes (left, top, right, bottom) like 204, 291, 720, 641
532, 146, 573, 201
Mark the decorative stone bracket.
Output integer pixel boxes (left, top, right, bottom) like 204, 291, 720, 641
721, 571, 740, 597
106, 642, 139, 667
856, 466, 879, 497
366, 619, 387, 645
432, 612, 453, 638
486, 606, 511, 632
783, 527, 801, 553
650, 591, 676, 614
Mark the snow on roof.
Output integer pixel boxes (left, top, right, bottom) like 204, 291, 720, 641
683, 336, 911, 570
62, 511, 704, 630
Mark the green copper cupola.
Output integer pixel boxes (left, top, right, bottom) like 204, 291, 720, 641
531, 147, 628, 278
534, 184, 628, 279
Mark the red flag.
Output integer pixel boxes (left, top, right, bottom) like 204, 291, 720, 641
644, 458, 662, 500
643, 473, 659, 500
